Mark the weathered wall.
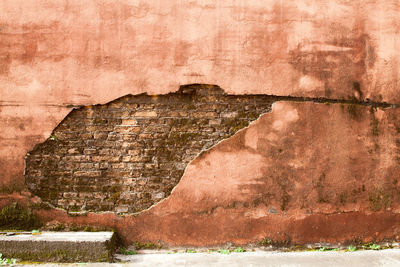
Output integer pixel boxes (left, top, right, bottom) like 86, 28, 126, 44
25, 85, 274, 213
1, 0, 400, 246
33, 101, 400, 246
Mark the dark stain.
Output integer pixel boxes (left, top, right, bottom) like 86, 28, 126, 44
173, 41, 191, 66
0, 20, 125, 71
0, 54, 11, 75
338, 191, 348, 205
345, 103, 364, 121
289, 20, 376, 100
369, 188, 393, 211
353, 81, 363, 100
367, 44, 376, 67
313, 173, 329, 203
369, 107, 380, 137
280, 189, 291, 211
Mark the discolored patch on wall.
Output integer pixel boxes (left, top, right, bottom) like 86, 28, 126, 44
289, 20, 376, 100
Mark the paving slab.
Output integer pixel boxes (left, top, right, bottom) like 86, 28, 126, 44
0, 232, 115, 262
14, 249, 400, 267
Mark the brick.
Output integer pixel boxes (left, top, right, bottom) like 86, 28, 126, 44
79, 192, 93, 198
68, 148, 80, 154
105, 171, 131, 177
99, 162, 109, 169
121, 119, 137, 125
63, 192, 78, 198
74, 171, 102, 177
221, 111, 238, 118
164, 111, 188, 117
107, 132, 119, 141
109, 101, 123, 108
126, 163, 144, 170
145, 125, 170, 133
81, 133, 94, 139
115, 205, 129, 213
114, 126, 141, 133
133, 111, 157, 117
92, 155, 120, 162
152, 192, 165, 200
86, 126, 101, 132
93, 131, 108, 140
79, 163, 95, 169
209, 118, 222, 125
138, 133, 153, 139
128, 149, 141, 156
137, 178, 148, 185
99, 148, 120, 155
192, 111, 218, 119
66, 155, 91, 162
121, 142, 143, 148
111, 163, 125, 169
83, 148, 97, 155
122, 155, 142, 162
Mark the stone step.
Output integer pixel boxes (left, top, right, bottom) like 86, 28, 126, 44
0, 231, 116, 262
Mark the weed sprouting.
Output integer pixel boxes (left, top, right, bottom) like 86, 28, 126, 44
0, 253, 16, 266
217, 249, 230, 255
119, 247, 137, 255
347, 245, 357, 252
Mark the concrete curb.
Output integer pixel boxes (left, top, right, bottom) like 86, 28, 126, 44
0, 232, 116, 262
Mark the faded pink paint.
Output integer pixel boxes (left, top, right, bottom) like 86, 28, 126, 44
1, 0, 400, 105
2, 0, 400, 189
1, 0, 400, 245
121, 102, 400, 245
35, 102, 400, 245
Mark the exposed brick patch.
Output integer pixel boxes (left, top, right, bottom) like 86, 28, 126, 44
25, 85, 274, 213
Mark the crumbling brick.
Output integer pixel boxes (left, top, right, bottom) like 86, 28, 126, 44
25, 85, 274, 213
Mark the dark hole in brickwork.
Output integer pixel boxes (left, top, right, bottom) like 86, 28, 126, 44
25, 84, 275, 213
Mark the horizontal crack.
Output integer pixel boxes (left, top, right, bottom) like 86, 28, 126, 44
251, 95, 400, 109
1, 94, 399, 109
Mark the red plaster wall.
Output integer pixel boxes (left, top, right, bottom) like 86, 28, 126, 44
1, 0, 400, 245
35, 102, 400, 246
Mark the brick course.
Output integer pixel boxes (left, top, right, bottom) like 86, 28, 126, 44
25, 85, 274, 213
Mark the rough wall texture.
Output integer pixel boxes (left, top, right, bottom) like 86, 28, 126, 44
25, 85, 273, 213
32, 101, 400, 246
1, 0, 400, 246
121, 101, 400, 246
2, 0, 400, 192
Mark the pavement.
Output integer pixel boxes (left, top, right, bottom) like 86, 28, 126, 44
17, 249, 400, 267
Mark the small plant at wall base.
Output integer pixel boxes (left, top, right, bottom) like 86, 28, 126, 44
0, 253, 16, 265
347, 245, 357, 252
217, 249, 230, 254
258, 238, 274, 246
134, 241, 162, 250
362, 243, 381, 250
318, 246, 339, 251
119, 247, 137, 255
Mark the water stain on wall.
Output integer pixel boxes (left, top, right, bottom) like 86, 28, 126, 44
289, 20, 376, 99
